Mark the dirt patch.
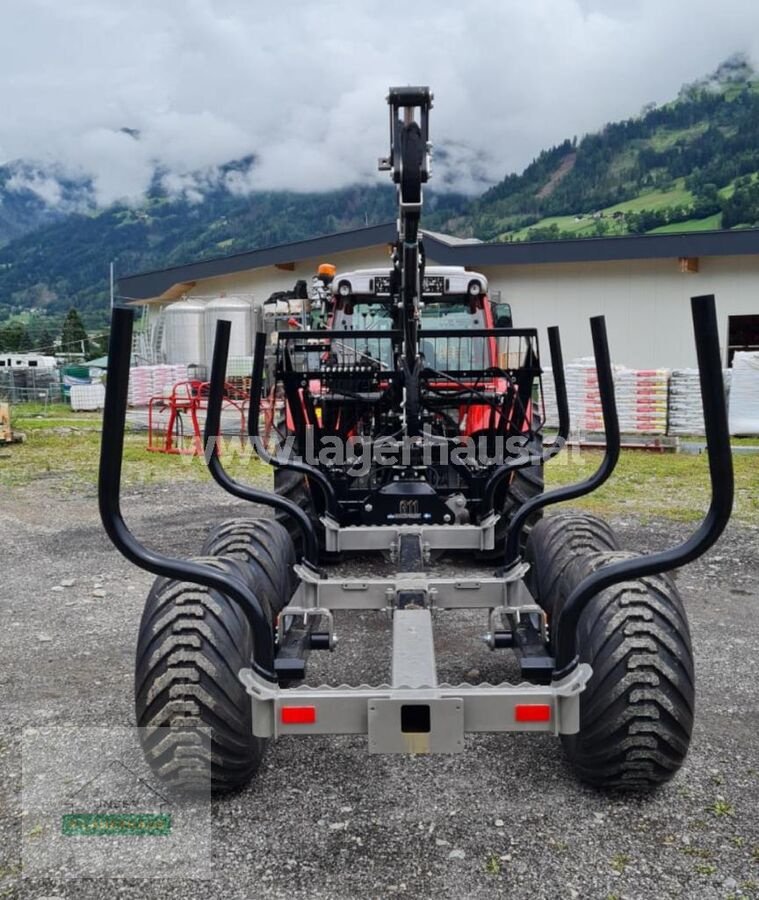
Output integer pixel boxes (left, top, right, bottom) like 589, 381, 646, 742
536, 152, 577, 199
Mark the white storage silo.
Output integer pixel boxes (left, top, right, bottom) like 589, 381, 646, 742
204, 296, 252, 363
163, 300, 206, 367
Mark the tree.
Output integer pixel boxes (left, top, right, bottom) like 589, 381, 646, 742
17, 328, 32, 351
35, 326, 55, 354
88, 332, 110, 359
60, 307, 90, 357
0, 321, 27, 352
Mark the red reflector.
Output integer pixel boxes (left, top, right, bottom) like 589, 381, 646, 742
281, 706, 316, 725
514, 704, 551, 723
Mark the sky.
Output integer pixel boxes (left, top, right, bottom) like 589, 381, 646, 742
2, 0, 759, 206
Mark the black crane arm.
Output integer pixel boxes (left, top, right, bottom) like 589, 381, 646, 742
379, 86, 433, 434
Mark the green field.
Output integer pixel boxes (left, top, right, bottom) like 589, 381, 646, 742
649, 213, 722, 233
645, 123, 709, 151
508, 180, 695, 241
722, 79, 759, 100
717, 172, 759, 200
1, 405, 270, 491
507, 215, 598, 241
546, 446, 759, 524
602, 180, 693, 214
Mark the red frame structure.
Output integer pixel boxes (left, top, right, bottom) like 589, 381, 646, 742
147, 379, 247, 455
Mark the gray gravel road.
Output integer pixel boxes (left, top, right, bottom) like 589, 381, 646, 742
1, 481, 758, 899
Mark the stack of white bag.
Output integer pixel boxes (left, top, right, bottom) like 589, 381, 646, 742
564, 363, 669, 435
540, 361, 605, 432
127, 364, 190, 407
728, 352, 759, 436
668, 368, 732, 435
613, 368, 669, 433
668, 369, 702, 434
152, 364, 176, 397
127, 367, 153, 407
542, 360, 667, 436
539, 363, 628, 432
564, 359, 606, 432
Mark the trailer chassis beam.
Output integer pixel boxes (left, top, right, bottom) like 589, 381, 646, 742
240, 621, 590, 748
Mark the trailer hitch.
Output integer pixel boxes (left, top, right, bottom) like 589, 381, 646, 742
503, 314, 621, 568
98, 306, 277, 681
553, 294, 733, 677
203, 320, 321, 567
248, 330, 340, 525
482, 324, 571, 514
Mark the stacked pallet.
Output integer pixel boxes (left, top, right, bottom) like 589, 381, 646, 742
669, 368, 732, 435
226, 376, 252, 399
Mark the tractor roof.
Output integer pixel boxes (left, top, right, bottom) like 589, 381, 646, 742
332, 265, 488, 297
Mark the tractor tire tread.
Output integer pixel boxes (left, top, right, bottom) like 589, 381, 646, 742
525, 512, 620, 616
559, 550, 695, 791
135, 556, 268, 794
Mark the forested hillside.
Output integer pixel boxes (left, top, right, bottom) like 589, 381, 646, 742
448, 55, 759, 241
0, 184, 467, 327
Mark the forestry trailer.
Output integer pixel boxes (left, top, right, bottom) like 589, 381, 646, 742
99, 87, 733, 793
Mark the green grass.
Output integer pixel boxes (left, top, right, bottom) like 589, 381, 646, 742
646, 123, 709, 151
719, 182, 738, 200
1, 405, 272, 491
546, 447, 759, 524
723, 80, 759, 100
649, 213, 722, 234
507, 215, 598, 241
507, 180, 694, 240
607, 148, 639, 178
718, 172, 759, 201
677, 434, 758, 447
602, 179, 693, 214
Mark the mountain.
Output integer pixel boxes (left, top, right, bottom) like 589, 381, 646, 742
2, 54, 759, 329
0, 181, 468, 327
0, 161, 93, 246
443, 53, 759, 242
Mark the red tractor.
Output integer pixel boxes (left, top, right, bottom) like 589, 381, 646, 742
272, 261, 543, 559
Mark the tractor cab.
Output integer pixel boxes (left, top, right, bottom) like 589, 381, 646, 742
327, 266, 516, 375
329, 265, 493, 331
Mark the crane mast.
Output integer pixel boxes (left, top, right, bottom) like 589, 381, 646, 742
379, 86, 433, 435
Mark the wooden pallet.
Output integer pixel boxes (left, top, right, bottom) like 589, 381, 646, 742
0, 402, 21, 444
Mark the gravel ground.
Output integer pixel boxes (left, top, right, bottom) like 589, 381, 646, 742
1, 480, 758, 899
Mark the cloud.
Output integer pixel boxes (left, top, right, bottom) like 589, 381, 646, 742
1, 0, 759, 205
6, 171, 64, 206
